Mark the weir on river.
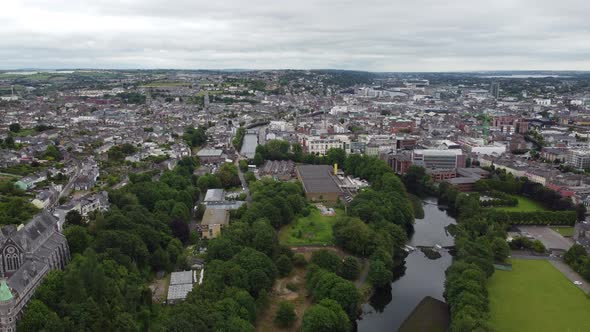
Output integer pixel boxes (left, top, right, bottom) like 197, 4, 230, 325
357, 197, 457, 331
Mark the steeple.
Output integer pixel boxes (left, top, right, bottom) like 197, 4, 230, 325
0, 279, 13, 302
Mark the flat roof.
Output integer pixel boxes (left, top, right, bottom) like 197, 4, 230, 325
170, 271, 194, 285
240, 133, 258, 159
204, 189, 225, 202
414, 149, 464, 156
197, 149, 223, 157
167, 283, 194, 301
296, 165, 342, 194
201, 208, 229, 225
448, 177, 478, 184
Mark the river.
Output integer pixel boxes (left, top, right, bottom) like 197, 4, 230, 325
357, 198, 457, 331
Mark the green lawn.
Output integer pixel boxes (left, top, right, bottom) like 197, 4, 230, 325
493, 195, 547, 212
279, 208, 342, 246
488, 259, 590, 332
551, 226, 575, 237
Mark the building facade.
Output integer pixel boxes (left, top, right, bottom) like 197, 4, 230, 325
567, 149, 590, 170
0, 212, 70, 331
412, 149, 465, 169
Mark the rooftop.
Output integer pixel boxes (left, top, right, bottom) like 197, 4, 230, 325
204, 189, 225, 202
201, 208, 230, 225
196, 149, 223, 157
170, 271, 194, 285
296, 165, 342, 194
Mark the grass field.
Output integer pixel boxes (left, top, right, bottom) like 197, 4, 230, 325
493, 195, 547, 212
279, 208, 342, 246
488, 259, 590, 332
551, 226, 575, 237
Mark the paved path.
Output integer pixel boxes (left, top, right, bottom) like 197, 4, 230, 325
549, 260, 590, 294
517, 225, 574, 251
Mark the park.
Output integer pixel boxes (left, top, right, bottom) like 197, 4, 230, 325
279, 206, 342, 246
488, 259, 590, 332
492, 195, 547, 212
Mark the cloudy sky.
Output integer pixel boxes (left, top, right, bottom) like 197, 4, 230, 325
1, 0, 589, 71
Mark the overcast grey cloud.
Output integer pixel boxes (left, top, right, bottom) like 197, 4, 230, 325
1, 0, 589, 71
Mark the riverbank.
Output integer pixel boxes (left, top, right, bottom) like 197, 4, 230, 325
357, 198, 456, 331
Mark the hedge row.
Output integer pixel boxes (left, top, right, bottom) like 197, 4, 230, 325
481, 198, 518, 207
480, 190, 518, 207
485, 210, 576, 225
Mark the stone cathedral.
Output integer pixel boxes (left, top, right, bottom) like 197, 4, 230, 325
0, 211, 70, 332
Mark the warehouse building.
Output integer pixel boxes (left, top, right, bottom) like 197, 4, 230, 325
296, 165, 343, 203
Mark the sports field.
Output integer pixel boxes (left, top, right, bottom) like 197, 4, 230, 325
488, 259, 590, 332
494, 195, 547, 212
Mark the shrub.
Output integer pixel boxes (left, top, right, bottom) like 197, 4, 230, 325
274, 301, 297, 327
293, 253, 307, 267
276, 255, 293, 277
532, 240, 546, 253
339, 256, 361, 280
310, 250, 341, 273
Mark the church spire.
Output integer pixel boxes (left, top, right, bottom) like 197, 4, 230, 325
0, 279, 13, 302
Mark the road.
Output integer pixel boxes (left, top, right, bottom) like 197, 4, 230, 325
47, 160, 81, 208
235, 154, 251, 205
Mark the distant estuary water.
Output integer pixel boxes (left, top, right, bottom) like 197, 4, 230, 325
357, 198, 456, 331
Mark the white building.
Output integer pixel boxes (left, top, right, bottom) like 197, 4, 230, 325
300, 135, 351, 155
534, 98, 552, 106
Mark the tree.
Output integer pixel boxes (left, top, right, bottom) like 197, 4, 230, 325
402, 165, 433, 197
339, 256, 360, 280
65, 210, 84, 227
239, 159, 249, 172
250, 220, 275, 257
183, 127, 208, 147
171, 218, 190, 244
64, 226, 92, 255
3, 136, 14, 149
292, 143, 303, 162
17, 300, 63, 332
532, 240, 546, 253
44, 145, 63, 161
244, 171, 257, 184
253, 152, 264, 166
248, 269, 272, 297
171, 202, 191, 222
576, 204, 587, 222
326, 148, 346, 167
263, 140, 291, 160
9, 123, 21, 133
333, 217, 376, 256
150, 247, 171, 271
302, 299, 350, 332
490, 238, 510, 262
217, 163, 240, 188
311, 249, 341, 273
276, 255, 293, 277
368, 260, 392, 288
274, 301, 297, 327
